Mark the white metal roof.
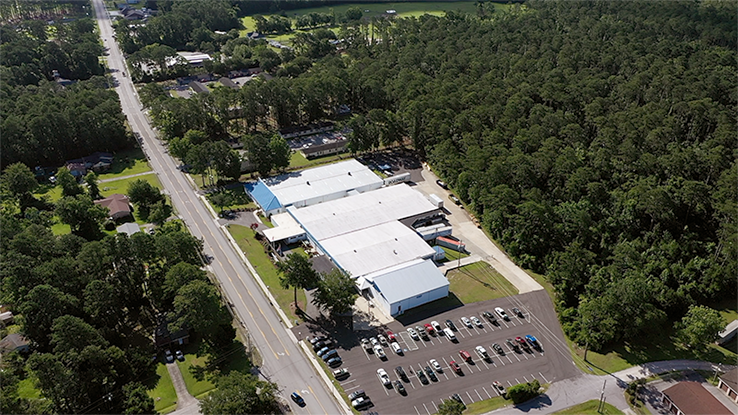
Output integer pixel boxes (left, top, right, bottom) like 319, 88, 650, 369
264, 159, 382, 207
262, 219, 305, 242
320, 221, 435, 278
288, 184, 438, 241
367, 259, 449, 305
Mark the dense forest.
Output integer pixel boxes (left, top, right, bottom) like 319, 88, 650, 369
0, 14, 131, 168
142, 0, 736, 350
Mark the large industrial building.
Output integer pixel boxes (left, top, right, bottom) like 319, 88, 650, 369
245, 160, 451, 317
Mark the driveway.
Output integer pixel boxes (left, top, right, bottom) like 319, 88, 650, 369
166, 362, 198, 411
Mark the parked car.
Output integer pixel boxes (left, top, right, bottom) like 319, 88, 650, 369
175, 350, 184, 361
492, 343, 505, 355
348, 389, 365, 401
436, 179, 448, 189
377, 334, 388, 346
425, 366, 438, 382
313, 339, 333, 351
322, 349, 339, 361
495, 307, 510, 321
316, 346, 331, 357
424, 323, 435, 335
352, 396, 372, 409
450, 393, 465, 407
482, 311, 498, 324
459, 350, 472, 362
407, 327, 419, 340
506, 338, 518, 352
164, 349, 174, 363
309, 335, 328, 345
391, 342, 403, 355
386, 331, 396, 342
461, 317, 472, 328
450, 361, 462, 374
394, 380, 406, 395
470, 316, 483, 328
449, 194, 461, 205
373, 345, 386, 359
395, 366, 408, 381
361, 338, 372, 351
475, 345, 488, 359
416, 325, 428, 339
290, 392, 305, 406
492, 381, 507, 396
431, 321, 442, 332
377, 368, 391, 386
445, 319, 457, 331
516, 336, 530, 350
443, 327, 457, 341
512, 307, 524, 318
430, 359, 442, 372
370, 337, 379, 346
526, 335, 541, 349
333, 368, 349, 379
417, 370, 429, 384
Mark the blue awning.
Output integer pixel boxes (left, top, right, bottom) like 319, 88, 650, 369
244, 180, 282, 212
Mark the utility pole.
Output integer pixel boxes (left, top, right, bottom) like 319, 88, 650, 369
597, 379, 606, 412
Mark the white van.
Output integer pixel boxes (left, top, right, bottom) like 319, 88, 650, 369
443, 328, 456, 341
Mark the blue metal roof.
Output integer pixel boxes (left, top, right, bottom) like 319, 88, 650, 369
244, 180, 282, 212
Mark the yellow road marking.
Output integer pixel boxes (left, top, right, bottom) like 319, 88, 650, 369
308, 386, 327, 414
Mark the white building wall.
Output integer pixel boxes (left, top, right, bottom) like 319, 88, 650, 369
388, 285, 449, 316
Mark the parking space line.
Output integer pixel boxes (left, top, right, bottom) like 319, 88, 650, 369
456, 329, 466, 339
539, 372, 549, 383
482, 386, 491, 399
505, 354, 514, 364
466, 391, 474, 403
476, 389, 483, 401
414, 406, 421, 415
515, 378, 520, 385
431, 401, 438, 412
423, 403, 431, 415
480, 358, 489, 369
343, 384, 359, 391
523, 375, 529, 382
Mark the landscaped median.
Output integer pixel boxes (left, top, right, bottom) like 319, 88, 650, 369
551, 399, 624, 415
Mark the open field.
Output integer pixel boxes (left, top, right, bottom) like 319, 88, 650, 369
463, 396, 510, 414
447, 262, 520, 304
552, 399, 624, 415
227, 224, 304, 322
148, 364, 177, 414
97, 148, 152, 180
100, 173, 162, 197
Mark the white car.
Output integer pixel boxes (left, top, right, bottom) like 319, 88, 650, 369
475, 345, 489, 359
407, 327, 419, 340
471, 316, 483, 327
461, 317, 472, 328
495, 307, 510, 321
370, 337, 379, 346
377, 334, 389, 346
377, 368, 391, 386
430, 359, 442, 372
391, 342, 403, 355
431, 320, 442, 332
373, 345, 386, 359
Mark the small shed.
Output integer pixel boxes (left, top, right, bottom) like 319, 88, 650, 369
0, 333, 30, 356
117, 222, 141, 236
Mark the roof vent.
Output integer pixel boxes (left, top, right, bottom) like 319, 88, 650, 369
348, 171, 352, 176
306, 181, 310, 185
393, 250, 397, 254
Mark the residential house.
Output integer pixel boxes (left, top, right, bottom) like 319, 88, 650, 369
154, 316, 190, 348
95, 194, 132, 220
718, 368, 738, 404
0, 334, 30, 357
189, 81, 210, 94
661, 381, 732, 415
278, 121, 334, 139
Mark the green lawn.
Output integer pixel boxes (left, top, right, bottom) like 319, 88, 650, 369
50, 221, 71, 236
16, 378, 42, 399
176, 354, 216, 399
289, 151, 347, 169
206, 186, 256, 212
97, 148, 152, 180
148, 364, 178, 414
552, 400, 624, 415
437, 245, 470, 262
463, 396, 510, 414
227, 224, 304, 321
100, 173, 162, 197
447, 262, 519, 303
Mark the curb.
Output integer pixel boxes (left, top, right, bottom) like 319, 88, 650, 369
298, 340, 353, 415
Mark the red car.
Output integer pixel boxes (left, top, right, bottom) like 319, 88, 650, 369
424, 323, 435, 335
449, 361, 462, 374
386, 331, 396, 342
459, 350, 472, 362
515, 336, 530, 350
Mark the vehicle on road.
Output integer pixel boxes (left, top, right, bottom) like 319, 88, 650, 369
424, 323, 435, 335
377, 368, 391, 386
395, 366, 408, 381
512, 307, 524, 318
459, 350, 472, 362
322, 349, 338, 361
475, 345, 488, 359
378, 334, 388, 346
431, 321, 442, 332
526, 334, 541, 349
430, 359, 442, 372
407, 327, 419, 340
352, 396, 372, 409
394, 380, 406, 395
495, 307, 510, 321
507, 338, 518, 351
373, 345, 386, 359
386, 331, 396, 342
450, 361, 462, 374
436, 179, 448, 189
391, 342, 403, 355
471, 316, 483, 328
348, 390, 365, 400
164, 349, 173, 363
492, 343, 505, 355
333, 368, 349, 379
443, 327, 457, 341
175, 350, 184, 361
425, 366, 438, 382
482, 310, 498, 324
516, 336, 530, 350
445, 319, 457, 331
451, 393, 465, 407
492, 381, 507, 396
291, 392, 305, 406
417, 369, 429, 384
461, 316, 472, 328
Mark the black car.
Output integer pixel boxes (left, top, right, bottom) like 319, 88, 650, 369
327, 356, 342, 367
512, 307, 524, 318
291, 392, 305, 406
506, 338, 518, 352
482, 311, 497, 324
312, 341, 327, 351
445, 319, 457, 331
417, 370, 429, 385
395, 366, 408, 381
492, 343, 505, 355
450, 394, 465, 408
322, 349, 339, 361
394, 380, 406, 395
425, 366, 438, 382
436, 179, 448, 189
309, 335, 328, 345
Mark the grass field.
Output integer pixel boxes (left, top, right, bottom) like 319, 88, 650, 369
552, 400, 624, 415
177, 354, 216, 399
447, 262, 519, 303
206, 186, 256, 212
438, 245, 470, 263
148, 364, 178, 414
97, 148, 152, 181
100, 173, 162, 198
227, 224, 304, 321
463, 396, 510, 414
289, 151, 347, 169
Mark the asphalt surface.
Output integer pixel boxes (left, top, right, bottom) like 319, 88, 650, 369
90, 2, 344, 413
299, 290, 580, 414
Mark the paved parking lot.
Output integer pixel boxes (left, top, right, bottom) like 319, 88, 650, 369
299, 290, 580, 414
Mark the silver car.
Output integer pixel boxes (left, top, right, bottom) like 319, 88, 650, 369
461, 316, 472, 328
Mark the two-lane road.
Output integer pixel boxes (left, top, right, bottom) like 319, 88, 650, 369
90, 2, 344, 413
